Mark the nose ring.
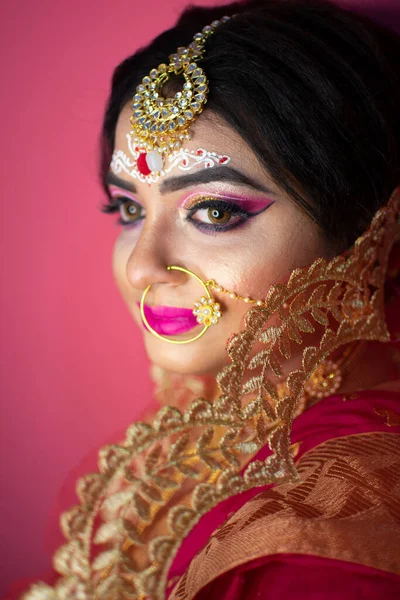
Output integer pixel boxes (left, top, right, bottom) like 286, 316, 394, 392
139, 266, 222, 345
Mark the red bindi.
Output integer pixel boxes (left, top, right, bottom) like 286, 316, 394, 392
137, 153, 151, 176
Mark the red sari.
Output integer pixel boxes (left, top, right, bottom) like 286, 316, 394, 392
166, 252, 400, 598
7, 203, 400, 599
168, 388, 400, 598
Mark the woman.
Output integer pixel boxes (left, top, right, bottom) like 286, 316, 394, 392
17, 0, 400, 598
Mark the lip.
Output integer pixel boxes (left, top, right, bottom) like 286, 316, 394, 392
138, 303, 199, 336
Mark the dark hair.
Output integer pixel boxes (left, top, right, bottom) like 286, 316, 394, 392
100, 0, 400, 247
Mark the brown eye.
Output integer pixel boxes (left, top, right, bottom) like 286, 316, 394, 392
207, 207, 231, 224
120, 200, 141, 223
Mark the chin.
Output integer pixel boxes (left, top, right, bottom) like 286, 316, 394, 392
142, 331, 228, 376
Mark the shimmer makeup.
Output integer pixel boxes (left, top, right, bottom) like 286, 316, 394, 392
181, 191, 275, 213
180, 191, 275, 233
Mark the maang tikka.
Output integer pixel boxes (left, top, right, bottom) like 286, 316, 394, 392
130, 15, 232, 178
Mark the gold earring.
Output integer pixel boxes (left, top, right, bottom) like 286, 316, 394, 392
304, 360, 342, 400
140, 266, 222, 345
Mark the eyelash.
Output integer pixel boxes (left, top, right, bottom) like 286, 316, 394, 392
101, 196, 145, 227
184, 198, 253, 233
101, 195, 260, 233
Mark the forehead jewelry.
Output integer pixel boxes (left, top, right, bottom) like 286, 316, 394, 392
111, 135, 231, 185
130, 15, 232, 179
140, 266, 265, 345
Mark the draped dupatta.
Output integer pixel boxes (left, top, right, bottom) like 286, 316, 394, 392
20, 190, 400, 600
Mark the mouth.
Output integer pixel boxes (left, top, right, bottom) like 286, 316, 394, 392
138, 303, 199, 336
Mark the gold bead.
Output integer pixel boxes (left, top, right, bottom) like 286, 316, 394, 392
256, 300, 263, 306
244, 297, 250, 303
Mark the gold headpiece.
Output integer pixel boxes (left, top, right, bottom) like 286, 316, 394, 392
130, 16, 232, 178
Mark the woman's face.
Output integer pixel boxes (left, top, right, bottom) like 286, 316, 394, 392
108, 102, 332, 376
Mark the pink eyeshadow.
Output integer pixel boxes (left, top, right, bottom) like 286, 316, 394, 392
108, 185, 140, 204
232, 197, 274, 212
180, 192, 275, 213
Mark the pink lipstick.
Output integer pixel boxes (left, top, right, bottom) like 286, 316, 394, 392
139, 304, 199, 336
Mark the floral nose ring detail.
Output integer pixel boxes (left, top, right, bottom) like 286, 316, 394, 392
140, 266, 221, 345
140, 265, 266, 345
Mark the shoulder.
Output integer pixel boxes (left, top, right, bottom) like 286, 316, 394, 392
171, 431, 400, 599
193, 554, 400, 600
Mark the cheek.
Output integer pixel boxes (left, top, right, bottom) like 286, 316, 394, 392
112, 236, 132, 298
216, 220, 327, 303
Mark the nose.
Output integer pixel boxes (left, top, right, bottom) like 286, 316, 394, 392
125, 222, 184, 292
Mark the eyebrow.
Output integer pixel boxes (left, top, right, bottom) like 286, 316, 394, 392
106, 166, 275, 196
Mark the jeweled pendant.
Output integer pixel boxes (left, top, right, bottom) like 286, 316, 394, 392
130, 15, 232, 182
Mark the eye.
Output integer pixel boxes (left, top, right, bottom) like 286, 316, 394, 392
207, 207, 231, 225
101, 193, 145, 227
185, 197, 250, 232
120, 199, 143, 224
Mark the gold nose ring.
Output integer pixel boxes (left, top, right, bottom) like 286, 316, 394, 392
139, 265, 222, 345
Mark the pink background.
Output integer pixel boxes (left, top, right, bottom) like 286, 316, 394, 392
1, 0, 399, 594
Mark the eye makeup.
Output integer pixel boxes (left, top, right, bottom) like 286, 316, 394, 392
181, 192, 275, 233
104, 185, 145, 226
102, 185, 275, 232
108, 185, 139, 204
180, 194, 274, 215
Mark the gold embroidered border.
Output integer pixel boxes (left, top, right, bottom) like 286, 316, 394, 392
21, 192, 400, 599
171, 431, 400, 599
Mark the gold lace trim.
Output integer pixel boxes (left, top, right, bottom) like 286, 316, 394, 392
171, 430, 400, 599
22, 188, 400, 600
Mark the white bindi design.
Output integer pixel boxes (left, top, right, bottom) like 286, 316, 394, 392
110, 133, 231, 185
